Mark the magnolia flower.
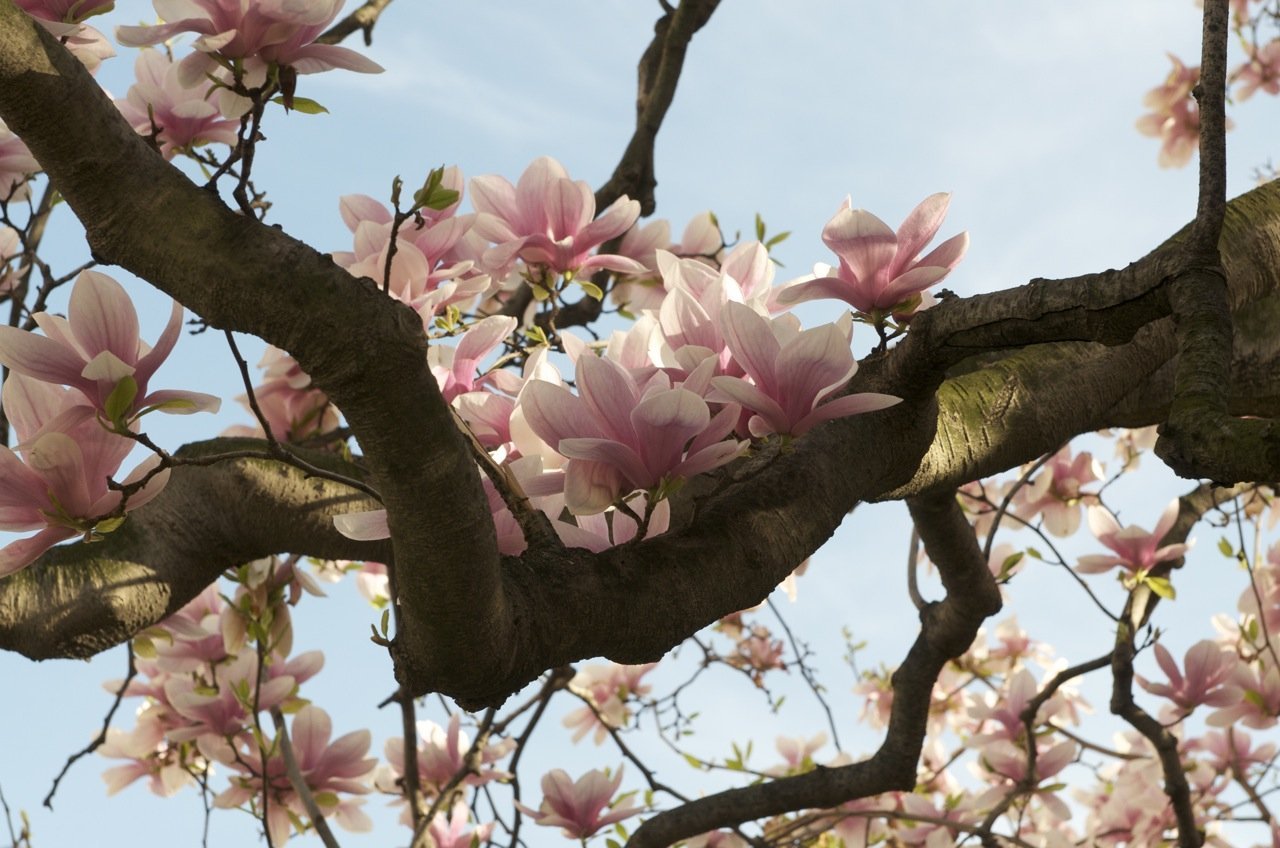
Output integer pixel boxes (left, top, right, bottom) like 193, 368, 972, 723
14, 0, 115, 70
518, 767, 639, 839
1136, 641, 1238, 715
520, 353, 746, 513
0, 375, 169, 575
1235, 39, 1280, 101
1135, 54, 1211, 169
117, 0, 383, 89
471, 156, 646, 277
1012, 447, 1102, 537
776, 192, 968, 318
711, 301, 900, 437
1076, 500, 1191, 576
0, 120, 39, 201
0, 270, 220, 428
116, 50, 240, 159
215, 705, 374, 846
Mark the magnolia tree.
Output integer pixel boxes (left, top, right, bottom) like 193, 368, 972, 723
1, 1, 1280, 846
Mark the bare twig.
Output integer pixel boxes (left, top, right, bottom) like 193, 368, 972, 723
43, 644, 137, 809
317, 0, 395, 46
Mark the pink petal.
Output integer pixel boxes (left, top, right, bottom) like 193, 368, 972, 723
0, 526, 77, 576
719, 302, 779, 392
821, 207, 896, 286
563, 459, 626, 515
333, 509, 390, 541
630, 388, 710, 478
0, 325, 89, 386
792, 392, 901, 436
68, 270, 141, 363
557, 438, 650, 489
892, 193, 951, 271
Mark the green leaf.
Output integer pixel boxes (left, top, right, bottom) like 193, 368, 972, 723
1145, 575, 1176, 600
94, 515, 126, 535
530, 284, 551, 302
104, 375, 138, 428
682, 752, 703, 770
765, 230, 791, 249
312, 791, 339, 808
1244, 688, 1266, 708
1026, 547, 1044, 560
133, 635, 157, 659
380, 608, 391, 637
1218, 537, 1234, 557
390, 175, 404, 208
271, 95, 328, 114
578, 280, 604, 300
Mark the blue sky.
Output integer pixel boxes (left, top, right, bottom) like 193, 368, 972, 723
2, 2, 1278, 846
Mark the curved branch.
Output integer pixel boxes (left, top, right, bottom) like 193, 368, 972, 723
627, 491, 1001, 848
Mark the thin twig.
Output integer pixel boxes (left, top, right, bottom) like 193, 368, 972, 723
43, 644, 137, 809
269, 708, 343, 848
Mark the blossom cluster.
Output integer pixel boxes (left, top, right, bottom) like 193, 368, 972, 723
0, 271, 218, 573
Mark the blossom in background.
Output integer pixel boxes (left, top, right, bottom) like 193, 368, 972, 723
775, 192, 967, 319
1235, 39, 1280, 101
1013, 447, 1102, 537
0, 270, 220, 428
0, 120, 39, 201
1076, 499, 1191, 576
214, 706, 374, 846
712, 301, 900, 437
1136, 54, 1206, 169
1136, 641, 1238, 715
471, 156, 646, 277
115, 50, 241, 159
518, 767, 639, 840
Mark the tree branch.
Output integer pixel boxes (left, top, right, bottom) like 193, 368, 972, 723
594, 0, 722, 216
316, 0, 394, 47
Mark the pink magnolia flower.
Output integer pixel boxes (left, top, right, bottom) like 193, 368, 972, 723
380, 713, 514, 802
1076, 499, 1191, 576
775, 193, 968, 318
1235, 39, 1280, 101
14, 0, 115, 71
117, 0, 384, 88
1136, 54, 1205, 169
520, 353, 746, 514
562, 662, 657, 744
470, 156, 646, 277
226, 346, 337, 443
771, 732, 828, 776
1012, 447, 1101, 537
115, 50, 241, 159
519, 767, 639, 839
1208, 661, 1280, 729
1136, 641, 1238, 715
0, 226, 22, 295
0, 120, 39, 201
0, 374, 169, 575
0, 270, 220, 428
424, 802, 494, 848
215, 705, 374, 846
711, 301, 900, 437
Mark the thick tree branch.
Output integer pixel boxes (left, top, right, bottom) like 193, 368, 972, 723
0, 440, 386, 659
